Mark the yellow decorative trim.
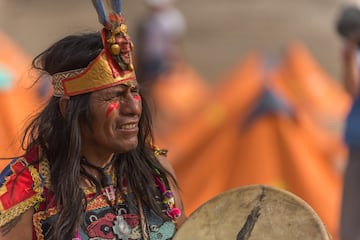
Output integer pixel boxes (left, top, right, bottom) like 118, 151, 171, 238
39, 160, 51, 189
87, 195, 111, 211
37, 148, 52, 190
29, 165, 42, 194
33, 207, 58, 240
153, 146, 168, 157
0, 193, 43, 227
83, 185, 97, 195
52, 50, 136, 97
0, 153, 45, 227
84, 186, 125, 211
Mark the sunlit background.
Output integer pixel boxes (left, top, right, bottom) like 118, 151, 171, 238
1, 0, 359, 239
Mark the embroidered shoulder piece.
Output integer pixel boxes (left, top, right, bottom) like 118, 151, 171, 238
0, 148, 44, 227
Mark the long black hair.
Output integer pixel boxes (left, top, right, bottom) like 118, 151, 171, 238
24, 32, 177, 239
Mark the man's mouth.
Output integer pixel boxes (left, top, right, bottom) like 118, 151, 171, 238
119, 123, 137, 130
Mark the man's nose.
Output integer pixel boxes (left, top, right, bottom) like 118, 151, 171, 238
119, 93, 141, 115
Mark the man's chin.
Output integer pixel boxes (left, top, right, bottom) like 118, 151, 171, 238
114, 140, 139, 154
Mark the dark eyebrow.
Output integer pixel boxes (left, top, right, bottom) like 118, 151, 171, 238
104, 85, 127, 93
120, 82, 138, 88
98, 82, 138, 97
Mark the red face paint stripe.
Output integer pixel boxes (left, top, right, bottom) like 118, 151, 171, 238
106, 102, 120, 117
134, 95, 141, 101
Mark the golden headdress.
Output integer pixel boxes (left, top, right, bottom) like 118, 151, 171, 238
52, 0, 136, 97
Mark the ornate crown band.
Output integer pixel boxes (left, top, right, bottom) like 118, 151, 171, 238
51, 0, 136, 97
51, 50, 136, 97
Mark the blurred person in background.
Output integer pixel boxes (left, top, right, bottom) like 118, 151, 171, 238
337, 5, 360, 240
135, 0, 186, 87
0, 1, 186, 239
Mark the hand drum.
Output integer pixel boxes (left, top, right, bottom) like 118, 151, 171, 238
174, 185, 331, 240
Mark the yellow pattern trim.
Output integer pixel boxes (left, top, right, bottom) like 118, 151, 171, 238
39, 160, 51, 189
87, 194, 111, 211
152, 145, 168, 157
0, 194, 43, 227
33, 207, 57, 240
29, 165, 42, 194
0, 163, 44, 227
84, 186, 126, 211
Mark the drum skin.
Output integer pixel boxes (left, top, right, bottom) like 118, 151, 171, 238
174, 185, 331, 240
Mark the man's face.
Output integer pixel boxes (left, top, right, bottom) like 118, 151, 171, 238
81, 81, 142, 156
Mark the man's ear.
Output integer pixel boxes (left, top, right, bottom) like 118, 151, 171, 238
59, 96, 69, 118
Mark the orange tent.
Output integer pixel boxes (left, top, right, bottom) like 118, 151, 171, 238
155, 53, 266, 212
153, 44, 349, 240
269, 43, 351, 240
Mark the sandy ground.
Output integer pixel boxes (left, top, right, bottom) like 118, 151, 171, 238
0, 0, 359, 83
